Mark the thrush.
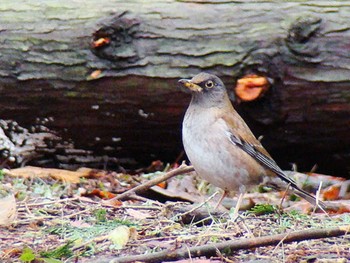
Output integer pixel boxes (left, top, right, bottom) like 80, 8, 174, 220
179, 72, 325, 209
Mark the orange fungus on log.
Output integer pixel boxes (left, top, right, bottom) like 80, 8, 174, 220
90, 69, 103, 79
235, 74, 270, 102
92, 37, 111, 48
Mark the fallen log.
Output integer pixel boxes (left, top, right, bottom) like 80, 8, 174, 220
0, 1, 349, 175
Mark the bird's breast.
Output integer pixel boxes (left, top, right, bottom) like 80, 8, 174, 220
182, 107, 265, 192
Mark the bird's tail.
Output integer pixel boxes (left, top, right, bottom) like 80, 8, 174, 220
265, 174, 326, 210
293, 187, 326, 210
229, 134, 327, 210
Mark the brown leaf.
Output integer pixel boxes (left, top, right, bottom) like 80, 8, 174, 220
70, 220, 91, 228
0, 184, 16, 227
5, 166, 95, 183
102, 198, 123, 207
84, 189, 116, 199
150, 175, 202, 203
323, 185, 341, 200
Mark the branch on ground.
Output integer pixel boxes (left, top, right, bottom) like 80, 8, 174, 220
104, 163, 194, 203
115, 225, 350, 263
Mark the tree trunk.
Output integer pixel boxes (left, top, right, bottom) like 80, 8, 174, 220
0, 0, 349, 175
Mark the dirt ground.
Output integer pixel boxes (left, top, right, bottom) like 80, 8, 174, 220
0, 166, 349, 263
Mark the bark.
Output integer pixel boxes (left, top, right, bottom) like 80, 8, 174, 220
0, 1, 349, 174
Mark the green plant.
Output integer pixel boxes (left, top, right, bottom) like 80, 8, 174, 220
40, 240, 74, 259
19, 247, 36, 262
0, 169, 5, 180
94, 209, 107, 222
247, 204, 278, 216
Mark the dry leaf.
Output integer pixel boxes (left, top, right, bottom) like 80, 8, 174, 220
129, 227, 138, 241
151, 175, 202, 203
126, 209, 151, 220
109, 225, 130, 249
70, 220, 91, 228
323, 185, 341, 200
102, 198, 123, 207
156, 181, 167, 188
4, 166, 96, 183
0, 184, 16, 226
84, 189, 116, 199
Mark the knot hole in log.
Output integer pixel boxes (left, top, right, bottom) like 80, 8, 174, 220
232, 51, 285, 126
286, 16, 323, 62
91, 11, 140, 63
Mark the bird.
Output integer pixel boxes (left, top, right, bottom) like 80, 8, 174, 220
178, 72, 326, 210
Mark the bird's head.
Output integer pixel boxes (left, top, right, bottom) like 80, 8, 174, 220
178, 72, 228, 108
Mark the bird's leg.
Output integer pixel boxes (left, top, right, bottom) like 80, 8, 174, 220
231, 192, 244, 221
214, 190, 228, 210
278, 183, 291, 210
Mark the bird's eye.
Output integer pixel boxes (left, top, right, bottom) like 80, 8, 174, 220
205, 80, 214, 88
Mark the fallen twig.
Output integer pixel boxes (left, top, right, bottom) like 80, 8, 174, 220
17, 197, 80, 207
73, 234, 109, 252
177, 191, 219, 218
114, 225, 350, 263
105, 162, 194, 203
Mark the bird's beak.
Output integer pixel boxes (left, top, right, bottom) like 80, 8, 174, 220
178, 79, 203, 92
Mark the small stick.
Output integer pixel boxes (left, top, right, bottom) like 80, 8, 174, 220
17, 197, 80, 207
177, 191, 219, 218
105, 162, 194, 203
73, 234, 109, 251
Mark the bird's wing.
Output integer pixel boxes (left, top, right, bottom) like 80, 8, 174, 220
221, 110, 297, 186
220, 111, 325, 209
227, 132, 296, 185
220, 108, 271, 158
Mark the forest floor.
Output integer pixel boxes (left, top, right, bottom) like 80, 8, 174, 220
0, 163, 349, 263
